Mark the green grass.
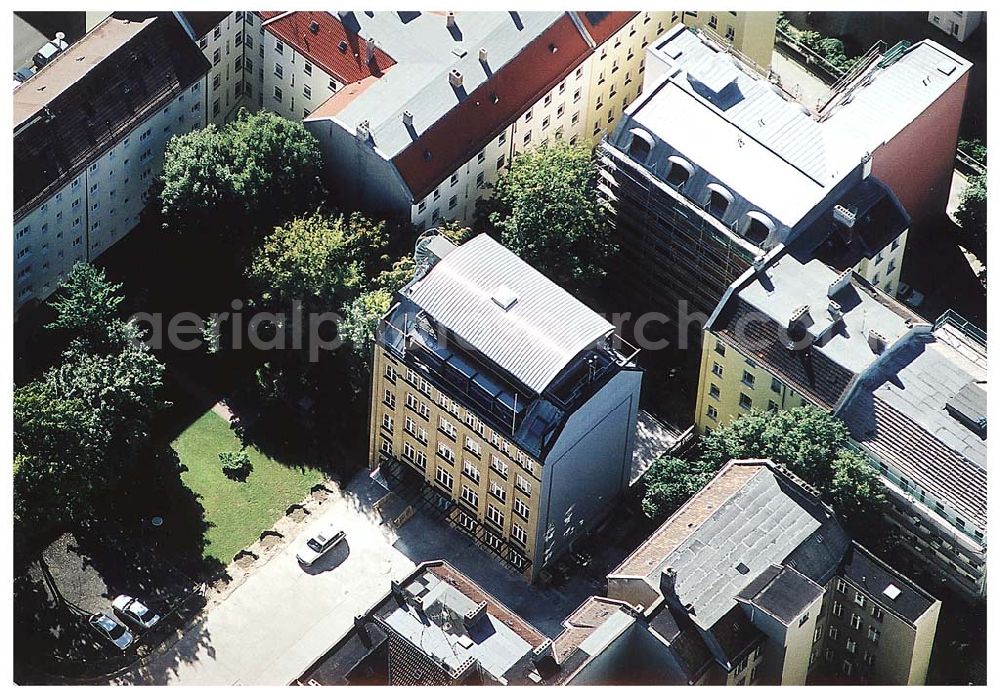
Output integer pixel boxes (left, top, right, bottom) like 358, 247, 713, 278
171, 409, 322, 565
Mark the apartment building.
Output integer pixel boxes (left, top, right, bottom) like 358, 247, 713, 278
599, 26, 969, 334
695, 251, 987, 600
677, 10, 779, 72
369, 233, 642, 580
175, 11, 253, 124
606, 459, 940, 685
927, 11, 984, 42
13, 13, 210, 314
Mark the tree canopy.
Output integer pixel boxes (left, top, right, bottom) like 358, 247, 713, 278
46, 262, 125, 352
485, 141, 616, 294
641, 456, 715, 520
955, 173, 986, 262
158, 109, 327, 239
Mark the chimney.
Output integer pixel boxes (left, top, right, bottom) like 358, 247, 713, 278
868, 328, 887, 354
366, 37, 376, 64
446, 11, 457, 29
789, 304, 810, 327
390, 579, 405, 602
828, 299, 843, 319
448, 69, 463, 88
861, 151, 872, 179
402, 110, 414, 126
354, 615, 371, 647
531, 639, 557, 668
659, 567, 678, 601
357, 120, 371, 141
752, 254, 766, 271
827, 268, 852, 298
833, 204, 857, 228
479, 47, 488, 64
309, 20, 320, 34
463, 600, 487, 626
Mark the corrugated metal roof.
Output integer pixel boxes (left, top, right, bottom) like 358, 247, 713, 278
404, 234, 613, 394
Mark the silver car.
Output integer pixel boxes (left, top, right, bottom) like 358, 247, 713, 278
297, 524, 346, 567
89, 612, 135, 650
112, 595, 161, 630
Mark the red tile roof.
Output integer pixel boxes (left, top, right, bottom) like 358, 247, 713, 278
259, 11, 395, 85
392, 13, 592, 201
576, 11, 637, 45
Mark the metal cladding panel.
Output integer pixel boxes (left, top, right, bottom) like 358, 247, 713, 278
404, 234, 614, 394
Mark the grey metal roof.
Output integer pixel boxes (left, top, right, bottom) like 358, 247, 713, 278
404, 234, 614, 395
840, 543, 938, 624
651, 466, 843, 630
838, 320, 987, 527
312, 11, 560, 158
737, 565, 824, 626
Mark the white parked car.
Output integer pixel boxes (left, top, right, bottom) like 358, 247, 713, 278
89, 612, 134, 650
297, 524, 346, 567
112, 595, 161, 630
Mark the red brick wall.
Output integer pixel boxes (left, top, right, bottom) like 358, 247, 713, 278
870, 71, 969, 232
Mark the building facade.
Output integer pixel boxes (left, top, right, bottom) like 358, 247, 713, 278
13, 14, 210, 314
678, 9, 779, 72
368, 233, 642, 580
927, 11, 984, 42
177, 11, 255, 124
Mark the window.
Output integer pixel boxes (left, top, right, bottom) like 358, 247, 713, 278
435, 465, 454, 490
712, 362, 724, 378
275, 39, 284, 55
303, 84, 312, 99
273, 86, 283, 102
463, 460, 480, 483
872, 607, 884, 623
486, 503, 504, 529
707, 405, 719, 421
725, 26, 736, 41
381, 413, 393, 432
851, 613, 862, 630
515, 474, 532, 495
741, 370, 755, 388
437, 442, 455, 464
496, 155, 505, 170
491, 455, 508, 478
448, 195, 458, 210
709, 384, 721, 400
384, 363, 397, 382
836, 579, 848, 594
439, 416, 456, 439
461, 484, 479, 508
489, 479, 507, 503
513, 497, 530, 520
867, 626, 880, 644
828, 626, 839, 640
304, 61, 313, 76
739, 393, 753, 410
768, 400, 779, 411
666, 161, 690, 187
465, 437, 481, 457
329, 78, 337, 91
477, 171, 485, 188
523, 130, 531, 145
715, 340, 726, 356
524, 108, 532, 122
709, 14, 718, 29
841, 660, 853, 677
542, 116, 550, 131
846, 638, 857, 654
854, 592, 866, 608
708, 187, 731, 216
511, 522, 528, 546
213, 48, 221, 65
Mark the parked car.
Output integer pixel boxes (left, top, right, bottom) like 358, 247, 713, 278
112, 595, 161, 630
89, 613, 135, 650
297, 524, 346, 567
896, 282, 925, 309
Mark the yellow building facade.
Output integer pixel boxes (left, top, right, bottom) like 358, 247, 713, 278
680, 10, 779, 74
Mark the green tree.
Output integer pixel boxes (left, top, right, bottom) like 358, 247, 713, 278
46, 263, 125, 350
641, 456, 715, 520
158, 109, 327, 239
698, 407, 885, 532
955, 173, 987, 261
340, 256, 416, 365
485, 141, 615, 294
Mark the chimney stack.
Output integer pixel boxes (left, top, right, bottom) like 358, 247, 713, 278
868, 328, 887, 354
479, 47, 488, 64
659, 567, 678, 601
463, 600, 487, 626
448, 69, 463, 88
531, 639, 557, 668
833, 204, 857, 228
357, 120, 371, 141
789, 304, 810, 327
447, 11, 457, 29
366, 36, 376, 64
402, 110, 414, 126
827, 268, 852, 298
828, 299, 842, 319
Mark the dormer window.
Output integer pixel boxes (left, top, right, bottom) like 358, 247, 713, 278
743, 212, 774, 246
665, 155, 693, 188
706, 183, 733, 218
627, 128, 654, 162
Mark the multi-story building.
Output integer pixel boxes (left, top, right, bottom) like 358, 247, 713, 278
606, 458, 940, 685
599, 25, 969, 334
677, 9, 779, 72
927, 11, 984, 42
695, 251, 987, 600
13, 13, 210, 315
175, 11, 253, 124
369, 232, 643, 580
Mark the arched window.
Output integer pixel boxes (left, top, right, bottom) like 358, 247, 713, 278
706, 183, 733, 218
665, 155, 693, 188
627, 128, 654, 162
743, 211, 775, 245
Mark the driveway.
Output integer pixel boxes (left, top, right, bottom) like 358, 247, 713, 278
115, 481, 415, 686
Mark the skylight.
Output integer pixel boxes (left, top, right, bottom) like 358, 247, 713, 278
883, 584, 901, 600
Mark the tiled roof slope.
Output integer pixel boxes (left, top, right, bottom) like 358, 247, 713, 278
392, 13, 593, 200
715, 297, 856, 409
576, 11, 638, 44
260, 11, 396, 84
13, 14, 210, 218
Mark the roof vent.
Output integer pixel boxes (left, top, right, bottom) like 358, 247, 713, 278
402, 110, 413, 126
833, 204, 857, 228
338, 39, 348, 53
827, 268, 852, 298
868, 328, 887, 355
309, 20, 320, 33
549, 42, 559, 53
449, 69, 463, 88
446, 11, 457, 29
490, 285, 518, 311
736, 562, 750, 575
883, 584, 902, 600
479, 47, 488, 64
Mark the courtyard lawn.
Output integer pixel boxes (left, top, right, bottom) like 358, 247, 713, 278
171, 409, 323, 565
